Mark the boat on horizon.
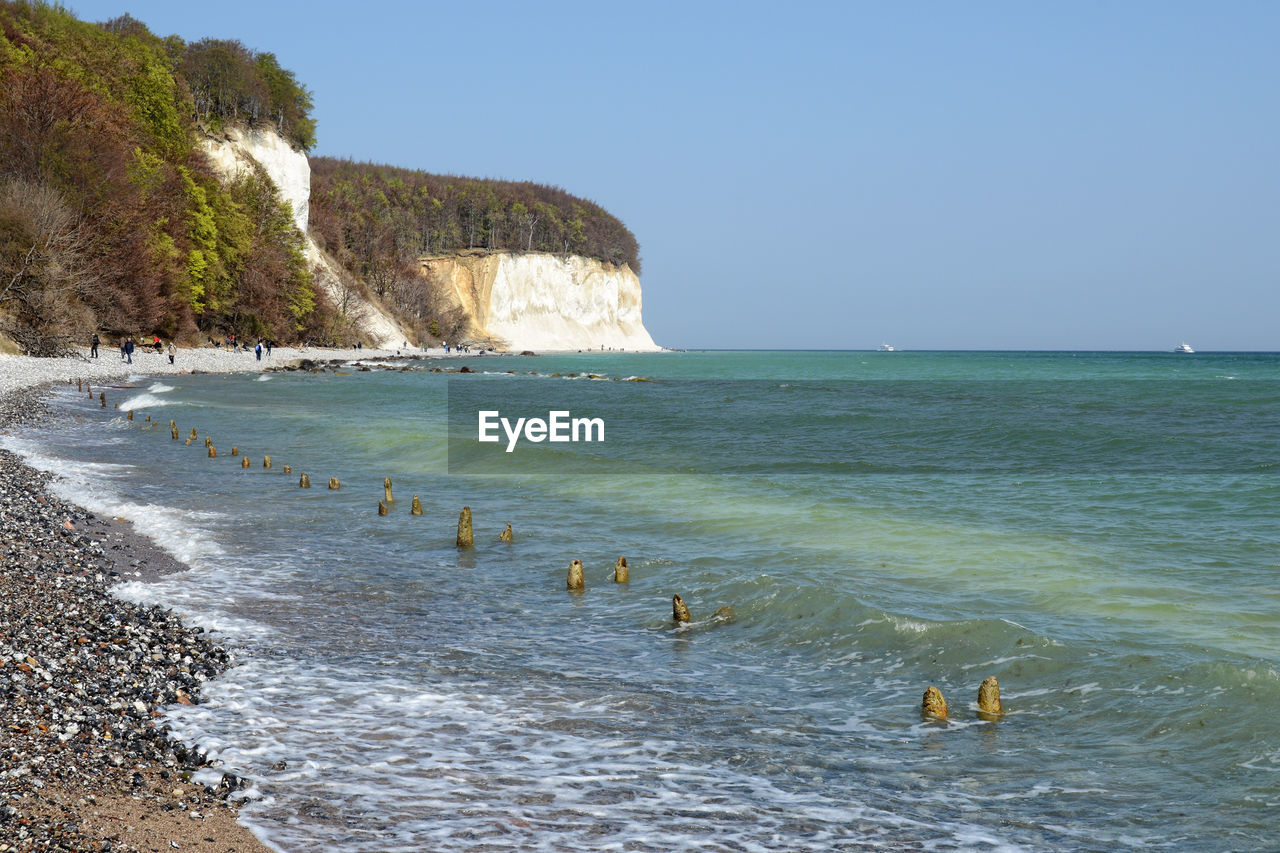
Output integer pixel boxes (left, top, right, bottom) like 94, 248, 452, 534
1174, 343, 1195, 354
877, 343, 896, 352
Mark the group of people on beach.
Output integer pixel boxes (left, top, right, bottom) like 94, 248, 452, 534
90, 333, 176, 365
208, 334, 273, 360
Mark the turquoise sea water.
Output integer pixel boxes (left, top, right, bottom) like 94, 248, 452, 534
9, 350, 1280, 851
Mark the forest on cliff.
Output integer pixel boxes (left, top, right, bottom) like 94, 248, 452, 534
309, 158, 640, 314
0, 2, 642, 354
0, 1, 323, 353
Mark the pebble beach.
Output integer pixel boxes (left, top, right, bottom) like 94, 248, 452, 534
0, 345, 410, 852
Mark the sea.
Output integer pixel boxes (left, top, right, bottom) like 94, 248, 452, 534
6, 350, 1279, 851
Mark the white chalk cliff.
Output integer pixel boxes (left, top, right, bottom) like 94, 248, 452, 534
421, 252, 660, 352
198, 128, 408, 348
200, 128, 658, 352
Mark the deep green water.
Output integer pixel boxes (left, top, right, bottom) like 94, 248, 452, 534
12, 350, 1280, 851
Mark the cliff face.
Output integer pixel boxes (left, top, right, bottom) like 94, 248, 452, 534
198, 129, 408, 348
199, 130, 658, 352
199, 128, 310, 233
421, 253, 660, 352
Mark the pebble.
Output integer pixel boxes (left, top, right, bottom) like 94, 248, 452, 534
0, 386, 246, 850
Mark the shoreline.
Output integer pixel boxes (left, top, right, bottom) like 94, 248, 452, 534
0, 343, 664, 850
0, 349, 409, 851
0, 344, 420, 400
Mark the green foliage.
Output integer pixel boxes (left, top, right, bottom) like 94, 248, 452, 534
126, 147, 164, 196
0, 1, 331, 344
123, 48, 186, 156
310, 158, 642, 273
178, 166, 219, 311
181, 38, 316, 150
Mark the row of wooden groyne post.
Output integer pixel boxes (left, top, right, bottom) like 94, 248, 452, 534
76, 376, 1008, 723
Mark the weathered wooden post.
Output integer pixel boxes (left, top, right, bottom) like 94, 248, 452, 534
410, 495, 423, 516
567, 560, 585, 591
977, 676, 1003, 720
921, 686, 948, 720
614, 557, 628, 583
672, 594, 691, 622
299, 473, 310, 488
456, 506, 473, 547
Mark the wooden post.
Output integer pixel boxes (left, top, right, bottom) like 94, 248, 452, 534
567, 560, 585, 591
456, 506, 473, 547
410, 495, 423, 516
384, 477, 394, 504
922, 686, 948, 720
672, 594, 691, 622
208, 446, 217, 458
263, 455, 272, 469
499, 523, 513, 542
614, 556, 628, 583
977, 676, 1003, 720
328, 477, 340, 490
299, 473, 310, 488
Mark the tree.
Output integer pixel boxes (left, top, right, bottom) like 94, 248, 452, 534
0, 179, 96, 354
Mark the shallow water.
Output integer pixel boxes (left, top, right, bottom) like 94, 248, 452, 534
9, 351, 1280, 851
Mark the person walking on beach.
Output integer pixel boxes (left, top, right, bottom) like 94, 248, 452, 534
168, 342, 176, 365
265, 340, 272, 357
255, 340, 262, 361
90, 332, 99, 358
124, 337, 134, 364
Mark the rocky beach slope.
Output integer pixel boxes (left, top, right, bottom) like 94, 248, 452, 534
0, 346, 418, 851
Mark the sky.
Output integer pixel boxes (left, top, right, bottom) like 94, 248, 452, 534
69, 1, 1280, 350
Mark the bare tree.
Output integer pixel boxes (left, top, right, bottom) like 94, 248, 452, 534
0, 179, 97, 354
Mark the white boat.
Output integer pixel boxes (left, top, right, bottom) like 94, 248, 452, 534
1174, 343, 1195, 354
877, 343, 895, 352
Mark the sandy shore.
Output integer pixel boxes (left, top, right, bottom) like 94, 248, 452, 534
0, 347, 437, 852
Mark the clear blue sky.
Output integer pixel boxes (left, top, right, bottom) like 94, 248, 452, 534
70, 1, 1280, 350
